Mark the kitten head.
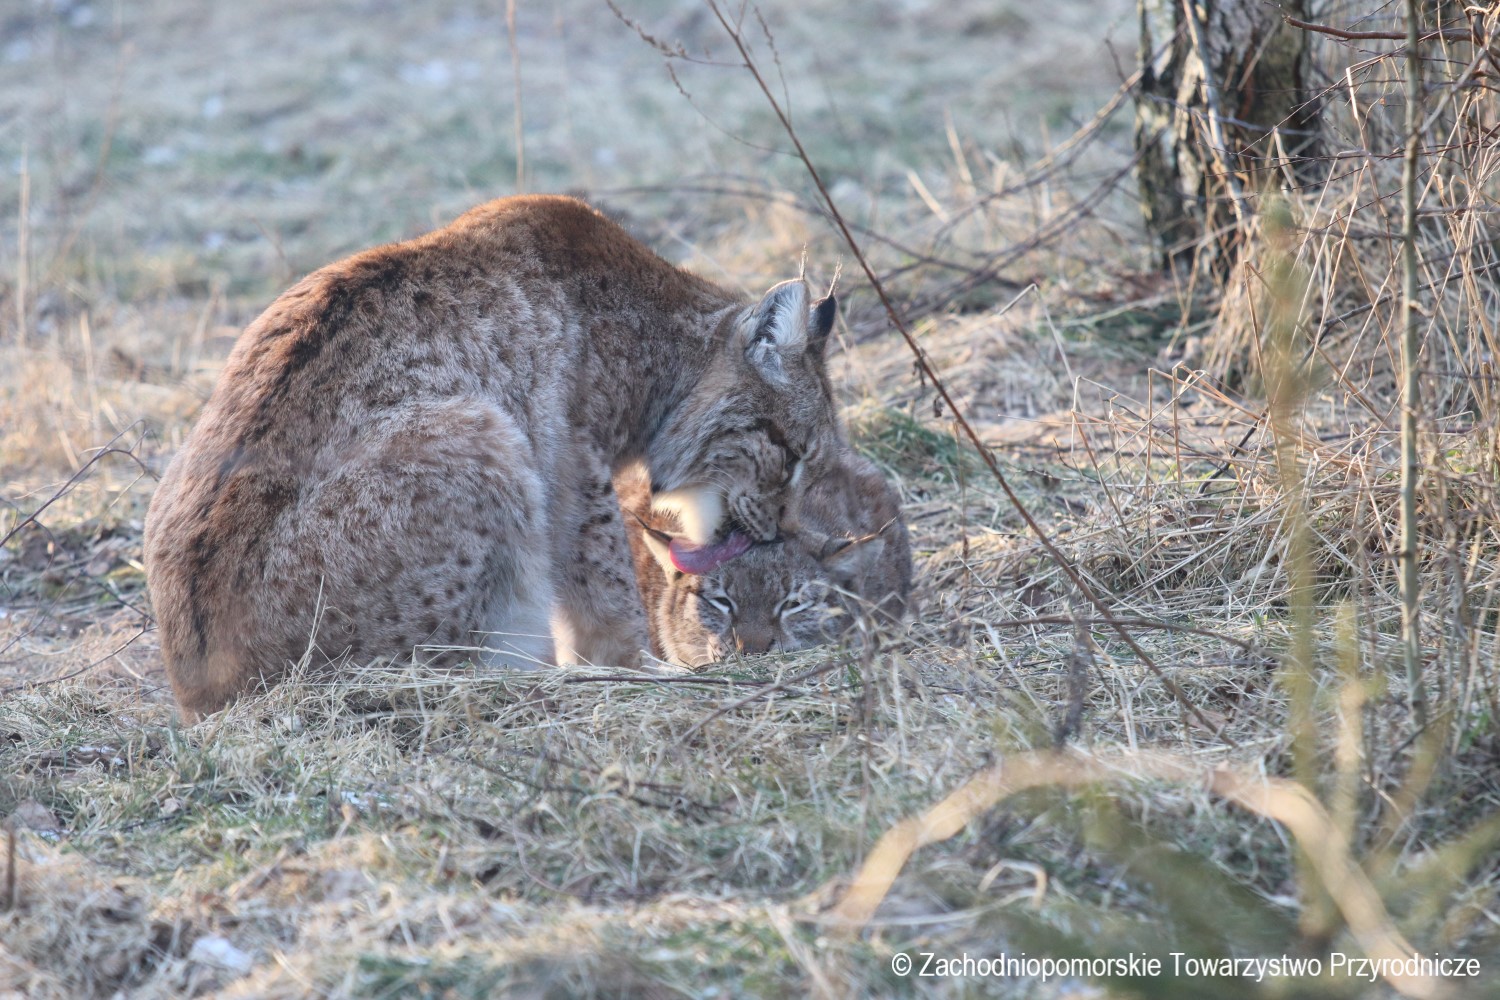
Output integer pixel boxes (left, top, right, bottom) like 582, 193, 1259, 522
648, 279, 841, 543
637, 521, 888, 668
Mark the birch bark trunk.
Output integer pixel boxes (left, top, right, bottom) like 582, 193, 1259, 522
1134, 0, 1321, 269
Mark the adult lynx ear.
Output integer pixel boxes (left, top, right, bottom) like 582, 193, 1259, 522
809, 293, 837, 359
743, 279, 810, 375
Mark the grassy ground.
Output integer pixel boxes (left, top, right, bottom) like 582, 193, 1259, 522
3, 1, 1499, 997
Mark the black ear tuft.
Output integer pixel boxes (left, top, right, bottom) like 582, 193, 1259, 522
809, 294, 837, 355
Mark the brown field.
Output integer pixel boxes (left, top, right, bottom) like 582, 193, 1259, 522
2, 1, 1498, 997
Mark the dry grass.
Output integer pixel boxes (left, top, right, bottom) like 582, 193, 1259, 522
3, 0, 1500, 997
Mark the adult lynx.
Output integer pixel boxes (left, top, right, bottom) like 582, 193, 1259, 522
145, 196, 842, 719
618, 450, 911, 666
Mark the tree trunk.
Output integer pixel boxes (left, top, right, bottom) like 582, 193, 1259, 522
1134, 0, 1321, 270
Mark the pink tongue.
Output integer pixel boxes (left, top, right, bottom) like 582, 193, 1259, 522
668, 531, 753, 575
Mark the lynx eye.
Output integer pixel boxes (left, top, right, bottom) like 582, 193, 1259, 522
776, 594, 814, 619
785, 442, 811, 486
781, 433, 815, 486
701, 593, 735, 616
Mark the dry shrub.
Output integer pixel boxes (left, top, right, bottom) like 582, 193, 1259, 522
1191, 7, 1500, 419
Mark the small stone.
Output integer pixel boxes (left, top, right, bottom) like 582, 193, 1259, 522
187, 935, 253, 975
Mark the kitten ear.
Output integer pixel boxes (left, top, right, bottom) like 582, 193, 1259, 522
808, 293, 837, 359
742, 279, 810, 374
815, 532, 885, 582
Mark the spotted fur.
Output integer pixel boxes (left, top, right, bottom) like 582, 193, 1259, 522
144, 195, 843, 719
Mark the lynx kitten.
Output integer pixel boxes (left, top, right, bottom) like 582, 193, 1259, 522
618, 450, 911, 666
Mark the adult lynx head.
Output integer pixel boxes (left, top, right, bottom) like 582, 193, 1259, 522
646, 279, 841, 548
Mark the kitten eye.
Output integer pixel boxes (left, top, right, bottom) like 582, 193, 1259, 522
702, 593, 734, 615
776, 595, 814, 618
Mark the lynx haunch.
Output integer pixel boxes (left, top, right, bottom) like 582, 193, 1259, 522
144, 196, 842, 720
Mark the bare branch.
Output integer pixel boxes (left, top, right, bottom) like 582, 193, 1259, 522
1283, 15, 1473, 44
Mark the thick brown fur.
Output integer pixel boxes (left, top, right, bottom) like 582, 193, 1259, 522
144, 195, 843, 720
618, 449, 911, 667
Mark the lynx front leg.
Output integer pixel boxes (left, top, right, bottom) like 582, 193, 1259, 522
551, 449, 649, 667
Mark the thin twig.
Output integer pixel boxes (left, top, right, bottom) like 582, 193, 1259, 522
673, 653, 850, 750
0, 626, 150, 697
467, 750, 727, 820
0, 431, 155, 551
985, 615, 1258, 653
1284, 15, 1472, 44
505, 0, 526, 193
561, 672, 772, 687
